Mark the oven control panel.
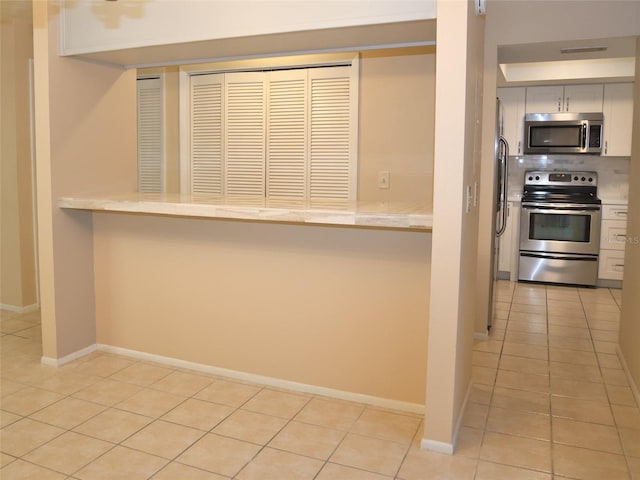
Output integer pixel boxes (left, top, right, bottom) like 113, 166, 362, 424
524, 171, 597, 186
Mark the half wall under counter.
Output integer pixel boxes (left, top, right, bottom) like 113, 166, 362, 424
58, 192, 433, 411
58, 192, 433, 230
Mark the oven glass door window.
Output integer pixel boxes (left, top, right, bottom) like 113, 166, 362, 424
529, 212, 591, 242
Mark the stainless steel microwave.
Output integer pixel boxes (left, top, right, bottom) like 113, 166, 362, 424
524, 112, 603, 154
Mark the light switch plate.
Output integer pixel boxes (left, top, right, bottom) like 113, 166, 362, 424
378, 171, 390, 189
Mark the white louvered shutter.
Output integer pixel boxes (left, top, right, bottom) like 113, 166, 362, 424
266, 69, 307, 198
137, 77, 163, 192
308, 66, 355, 200
190, 74, 224, 195
225, 72, 266, 196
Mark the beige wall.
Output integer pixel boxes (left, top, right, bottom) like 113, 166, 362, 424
423, 0, 484, 450
358, 47, 435, 206
33, 1, 137, 359
0, 8, 37, 310
94, 214, 431, 405
618, 39, 640, 396
476, 0, 640, 335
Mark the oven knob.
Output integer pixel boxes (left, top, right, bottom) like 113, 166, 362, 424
581, 176, 586, 181
528, 176, 533, 181
574, 176, 579, 181
588, 177, 593, 182
535, 175, 540, 180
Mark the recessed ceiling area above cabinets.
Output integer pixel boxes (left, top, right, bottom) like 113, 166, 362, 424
497, 36, 637, 86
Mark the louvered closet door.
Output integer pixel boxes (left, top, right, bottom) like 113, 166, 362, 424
308, 66, 354, 200
267, 70, 307, 198
137, 77, 163, 192
225, 72, 266, 196
190, 74, 224, 195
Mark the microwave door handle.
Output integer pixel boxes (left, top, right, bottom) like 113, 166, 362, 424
582, 123, 587, 151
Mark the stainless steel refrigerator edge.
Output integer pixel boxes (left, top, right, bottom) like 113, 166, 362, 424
488, 98, 509, 331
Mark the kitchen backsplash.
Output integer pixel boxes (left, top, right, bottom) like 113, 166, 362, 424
507, 155, 630, 204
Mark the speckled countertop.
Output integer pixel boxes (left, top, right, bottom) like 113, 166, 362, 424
58, 193, 433, 230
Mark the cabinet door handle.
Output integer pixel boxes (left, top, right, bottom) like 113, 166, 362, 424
565, 97, 570, 111
614, 264, 625, 268
517, 140, 521, 154
614, 234, 626, 241
604, 141, 608, 155
558, 98, 562, 111
616, 211, 628, 216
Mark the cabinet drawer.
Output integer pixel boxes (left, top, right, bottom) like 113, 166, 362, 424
600, 220, 627, 250
602, 204, 628, 220
599, 250, 625, 281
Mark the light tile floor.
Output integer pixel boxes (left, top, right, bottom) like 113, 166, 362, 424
1, 281, 638, 479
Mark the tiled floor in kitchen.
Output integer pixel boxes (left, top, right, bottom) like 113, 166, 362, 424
1, 280, 639, 479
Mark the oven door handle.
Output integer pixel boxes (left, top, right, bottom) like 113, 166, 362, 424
520, 252, 598, 262
521, 203, 601, 213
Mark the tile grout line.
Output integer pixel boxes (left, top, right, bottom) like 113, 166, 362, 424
230, 390, 308, 479
473, 281, 514, 478
590, 288, 634, 479
473, 283, 510, 479
545, 284, 556, 479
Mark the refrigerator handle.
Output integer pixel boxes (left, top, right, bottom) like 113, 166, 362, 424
496, 135, 509, 237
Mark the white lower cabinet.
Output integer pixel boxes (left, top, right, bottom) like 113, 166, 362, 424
498, 201, 520, 280
599, 204, 628, 282
599, 250, 625, 281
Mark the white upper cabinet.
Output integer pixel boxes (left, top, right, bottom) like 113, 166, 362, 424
525, 84, 604, 113
602, 83, 634, 157
563, 85, 605, 112
497, 87, 526, 155
525, 85, 564, 113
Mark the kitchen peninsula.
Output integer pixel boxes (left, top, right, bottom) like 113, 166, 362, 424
56, 192, 433, 412
59, 193, 432, 230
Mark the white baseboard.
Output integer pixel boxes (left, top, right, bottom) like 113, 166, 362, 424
420, 380, 473, 456
420, 437, 454, 455
87, 344, 425, 415
1, 303, 39, 314
473, 331, 489, 341
41, 344, 97, 367
616, 345, 640, 408
453, 381, 473, 445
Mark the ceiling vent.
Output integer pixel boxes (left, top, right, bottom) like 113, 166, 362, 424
560, 46, 608, 54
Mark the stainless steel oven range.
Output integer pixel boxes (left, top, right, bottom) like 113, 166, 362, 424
519, 171, 601, 287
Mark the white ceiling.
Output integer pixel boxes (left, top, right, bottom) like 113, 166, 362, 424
497, 36, 637, 86
499, 37, 636, 64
